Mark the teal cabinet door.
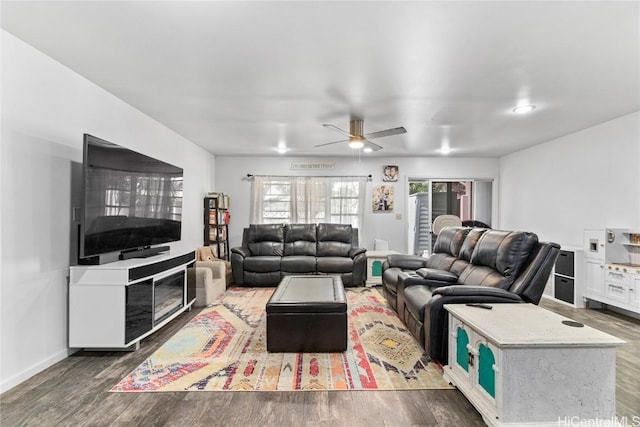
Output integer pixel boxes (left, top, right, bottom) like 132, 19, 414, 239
372, 260, 383, 277
456, 327, 470, 372
478, 343, 496, 398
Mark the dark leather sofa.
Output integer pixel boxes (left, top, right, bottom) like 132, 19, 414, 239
382, 226, 560, 364
231, 223, 366, 286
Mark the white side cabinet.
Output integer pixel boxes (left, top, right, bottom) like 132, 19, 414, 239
365, 250, 399, 287
443, 303, 624, 427
69, 250, 195, 349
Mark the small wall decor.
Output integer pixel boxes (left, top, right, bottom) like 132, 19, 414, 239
382, 165, 399, 182
373, 185, 394, 212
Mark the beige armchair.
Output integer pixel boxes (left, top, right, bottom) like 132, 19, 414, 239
189, 260, 226, 307
196, 246, 233, 286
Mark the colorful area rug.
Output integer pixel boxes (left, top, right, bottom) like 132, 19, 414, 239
111, 287, 451, 392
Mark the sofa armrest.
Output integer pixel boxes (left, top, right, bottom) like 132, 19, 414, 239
191, 263, 226, 307
423, 286, 524, 364
431, 285, 524, 300
415, 268, 458, 284
384, 254, 429, 270
349, 247, 367, 258
195, 260, 225, 279
231, 246, 251, 258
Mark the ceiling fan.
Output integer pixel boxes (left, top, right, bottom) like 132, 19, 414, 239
315, 119, 407, 152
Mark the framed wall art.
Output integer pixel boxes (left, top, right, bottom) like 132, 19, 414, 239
372, 185, 394, 212
382, 165, 398, 182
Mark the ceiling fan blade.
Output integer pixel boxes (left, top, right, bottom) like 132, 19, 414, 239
323, 123, 354, 138
314, 139, 349, 148
364, 126, 407, 139
364, 139, 384, 151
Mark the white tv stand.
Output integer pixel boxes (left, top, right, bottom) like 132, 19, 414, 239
69, 250, 196, 350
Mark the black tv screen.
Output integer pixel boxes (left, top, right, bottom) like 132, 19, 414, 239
79, 134, 183, 261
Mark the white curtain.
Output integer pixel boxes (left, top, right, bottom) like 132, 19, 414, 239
250, 176, 366, 229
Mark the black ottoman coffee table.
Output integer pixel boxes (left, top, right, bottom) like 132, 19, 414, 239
266, 275, 347, 352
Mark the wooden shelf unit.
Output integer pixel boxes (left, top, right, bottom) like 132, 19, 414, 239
204, 195, 230, 260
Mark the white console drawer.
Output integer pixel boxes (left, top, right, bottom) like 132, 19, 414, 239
605, 282, 630, 304
604, 269, 629, 285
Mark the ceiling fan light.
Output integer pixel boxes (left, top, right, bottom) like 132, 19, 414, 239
512, 104, 536, 114
349, 140, 364, 149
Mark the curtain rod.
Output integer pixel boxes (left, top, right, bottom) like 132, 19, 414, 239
246, 174, 372, 181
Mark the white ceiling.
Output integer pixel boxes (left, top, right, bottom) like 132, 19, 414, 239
2, 1, 639, 157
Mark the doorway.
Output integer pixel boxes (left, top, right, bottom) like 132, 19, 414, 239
407, 179, 493, 255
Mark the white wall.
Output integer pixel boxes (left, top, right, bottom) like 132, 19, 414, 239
0, 31, 216, 392
214, 156, 499, 252
499, 112, 640, 246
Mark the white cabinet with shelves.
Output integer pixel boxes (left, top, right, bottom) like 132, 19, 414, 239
546, 247, 584, 308
582, 229, 640, 315
621, 231, 640, 265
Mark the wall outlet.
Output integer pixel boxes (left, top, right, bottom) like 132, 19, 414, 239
395, 213, 402, 220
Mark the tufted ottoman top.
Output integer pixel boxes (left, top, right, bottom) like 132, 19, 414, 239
266, 275, 346, 314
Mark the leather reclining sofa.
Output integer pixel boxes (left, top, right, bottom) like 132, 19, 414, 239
231, 223, 366, 286
382, 226, 560, 364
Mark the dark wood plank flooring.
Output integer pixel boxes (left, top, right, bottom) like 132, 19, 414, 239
1, 297, 638, 426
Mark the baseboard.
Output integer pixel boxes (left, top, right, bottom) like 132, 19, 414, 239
0, 347, 77, 394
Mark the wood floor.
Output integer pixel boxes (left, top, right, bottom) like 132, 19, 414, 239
1, 297, 638, 427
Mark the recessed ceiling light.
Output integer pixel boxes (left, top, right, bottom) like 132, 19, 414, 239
440, 146, 451, 155
363, 147, 373, 153
512, 104, 536, 114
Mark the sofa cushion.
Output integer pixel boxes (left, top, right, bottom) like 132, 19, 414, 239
456, 265, 508, 287
244, 256, 282, 273
317, 223, 353, 257
247, 224, 284, 256
449, 228, 488, 276
281, 256, 316, 273
382, 267, 403, 293
284, 224, 317, 256
459, 228, 487, 261
243, 271, 282, 286
425, 253, 458, 271
466, 230, 539, 289
432, 227, 470, 257
317, 257, 354, 274
403, 284, 434, 326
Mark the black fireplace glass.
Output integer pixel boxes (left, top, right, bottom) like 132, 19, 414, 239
154, 270, 185, 325
125, 278, 153, 344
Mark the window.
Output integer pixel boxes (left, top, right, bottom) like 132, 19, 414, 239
251, 176, 366, 228
262, 180, 292, 224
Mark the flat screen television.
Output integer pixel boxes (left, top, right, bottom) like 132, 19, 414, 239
79, 134, 183, 264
